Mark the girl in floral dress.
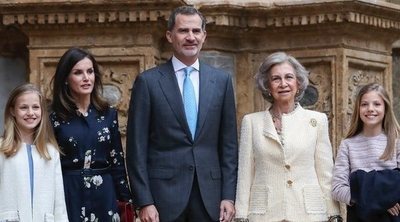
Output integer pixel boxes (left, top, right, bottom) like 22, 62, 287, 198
50, 47, 132, 222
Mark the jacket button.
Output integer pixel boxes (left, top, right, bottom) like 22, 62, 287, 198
189, 166, 194, 171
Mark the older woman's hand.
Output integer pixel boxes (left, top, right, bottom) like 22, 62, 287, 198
328, 215, 343, 222
387, 203, 400, 216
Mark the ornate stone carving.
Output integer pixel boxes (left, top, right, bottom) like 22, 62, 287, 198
345, 59, 385, 133
98, 58, 142, 136
3, 10, 171, 26
302, 60, 333, 115
3, 1, 400, 34
1, 0, 398, 153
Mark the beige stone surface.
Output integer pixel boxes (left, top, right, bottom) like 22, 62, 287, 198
186, 0, 400, 8
1, 0, 399, 155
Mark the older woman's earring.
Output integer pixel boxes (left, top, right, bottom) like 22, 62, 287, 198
296, 90, 299, 95
65, 82, 68, 85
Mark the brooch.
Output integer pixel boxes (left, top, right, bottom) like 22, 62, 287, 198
310, 118, 317, 127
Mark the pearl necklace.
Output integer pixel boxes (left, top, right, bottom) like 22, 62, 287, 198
269, 103, 298, 135
270, 110, 282, 134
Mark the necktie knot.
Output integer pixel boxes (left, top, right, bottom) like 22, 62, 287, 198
184, 66, 194, 77
182, 66, 197, 140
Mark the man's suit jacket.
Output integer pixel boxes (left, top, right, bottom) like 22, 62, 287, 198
126, 59, 238, 222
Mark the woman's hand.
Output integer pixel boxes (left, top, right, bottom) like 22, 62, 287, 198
328, 215, 343, 222
387, 203, 400, 216
139, 204, 159, 222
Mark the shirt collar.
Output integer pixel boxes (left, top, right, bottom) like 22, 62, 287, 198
171, 55, 199, 72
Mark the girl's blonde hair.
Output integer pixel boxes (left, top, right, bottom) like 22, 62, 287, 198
346, 83, 400, 161
0, 83, 60, 159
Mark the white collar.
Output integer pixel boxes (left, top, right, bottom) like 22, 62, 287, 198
171, 56, 200, 72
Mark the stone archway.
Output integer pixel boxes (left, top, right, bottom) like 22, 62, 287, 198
0, 25, 29, 132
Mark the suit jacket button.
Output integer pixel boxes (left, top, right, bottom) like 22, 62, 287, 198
189, 166, 194, 171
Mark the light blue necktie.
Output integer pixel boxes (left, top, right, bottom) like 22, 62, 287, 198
183, 66, 197, 140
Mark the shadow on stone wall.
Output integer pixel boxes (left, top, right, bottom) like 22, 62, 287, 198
392, 49, 400, 123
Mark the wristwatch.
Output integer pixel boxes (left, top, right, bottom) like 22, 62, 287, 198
328, 215, 343, 222
234, 218, 249, 222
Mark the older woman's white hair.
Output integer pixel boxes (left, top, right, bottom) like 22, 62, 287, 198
255, 51, 309, 103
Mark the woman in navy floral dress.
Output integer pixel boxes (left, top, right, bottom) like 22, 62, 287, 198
50, 47, 132, 222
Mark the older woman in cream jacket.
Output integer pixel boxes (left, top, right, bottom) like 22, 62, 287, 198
235, 52, 340, 222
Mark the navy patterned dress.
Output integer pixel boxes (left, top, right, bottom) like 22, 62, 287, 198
50, 106, 132, 222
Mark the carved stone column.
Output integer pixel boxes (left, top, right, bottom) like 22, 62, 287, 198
0, 1, 184, 145
1, 0, 400, 153
196, 1, 400, 153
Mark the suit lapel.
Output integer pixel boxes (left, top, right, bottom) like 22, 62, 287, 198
158, 61, 192, 137
196, 62, 216, 139
263, 107, 281, 145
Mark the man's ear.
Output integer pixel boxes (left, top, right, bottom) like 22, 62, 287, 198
166, 31, 173, 43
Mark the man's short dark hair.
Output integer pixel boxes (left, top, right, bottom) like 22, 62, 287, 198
167, 6, 206, 31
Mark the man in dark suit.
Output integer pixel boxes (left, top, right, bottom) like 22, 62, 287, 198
126, 5, 238, 222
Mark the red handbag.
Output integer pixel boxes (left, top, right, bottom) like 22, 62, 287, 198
118, 201, 136, 222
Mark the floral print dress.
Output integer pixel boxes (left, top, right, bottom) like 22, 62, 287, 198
50, 106, 132, 222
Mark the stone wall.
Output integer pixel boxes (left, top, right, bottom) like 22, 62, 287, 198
393, 49, 400, 122
0, 25, 29, 132
1, 0, 400, 153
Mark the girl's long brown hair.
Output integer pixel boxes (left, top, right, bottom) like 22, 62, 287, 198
346, 83, 400, 161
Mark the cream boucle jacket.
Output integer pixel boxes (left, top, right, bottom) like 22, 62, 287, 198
235, 105, 339, 222
0, 142, 68, 222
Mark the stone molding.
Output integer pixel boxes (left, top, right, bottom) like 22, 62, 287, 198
2, 10, 170, 26
2, 1, 400, 32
